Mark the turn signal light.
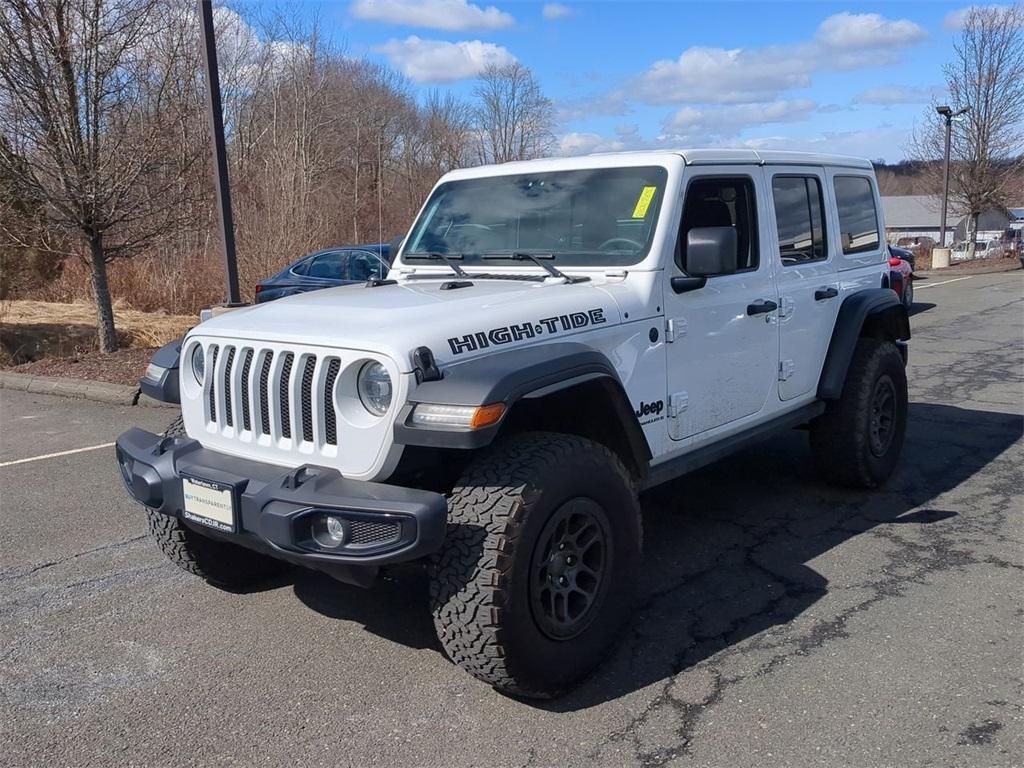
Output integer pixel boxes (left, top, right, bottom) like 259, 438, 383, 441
409, 402, 506, 430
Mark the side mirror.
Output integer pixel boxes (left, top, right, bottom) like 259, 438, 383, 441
685, 226, 737, 277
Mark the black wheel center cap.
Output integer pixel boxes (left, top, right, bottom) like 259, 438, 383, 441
548, 553, 568, 577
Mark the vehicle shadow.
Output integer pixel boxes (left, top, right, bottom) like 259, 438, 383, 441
291, 402, 1021, 709
909, 301, 937, 317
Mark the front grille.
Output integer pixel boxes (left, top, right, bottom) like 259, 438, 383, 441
203, 344, 343, 450
349, 519, 401, 546
279, 353, 294, 439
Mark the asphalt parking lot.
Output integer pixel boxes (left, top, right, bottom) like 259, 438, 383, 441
1, 270, 1021, 768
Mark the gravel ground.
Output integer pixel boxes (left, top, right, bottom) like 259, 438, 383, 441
0, 271, 1021, 768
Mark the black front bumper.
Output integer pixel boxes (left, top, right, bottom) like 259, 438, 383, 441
115, 428, 448, 585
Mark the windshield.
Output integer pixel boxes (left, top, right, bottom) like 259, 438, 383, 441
403, 166, 668, 267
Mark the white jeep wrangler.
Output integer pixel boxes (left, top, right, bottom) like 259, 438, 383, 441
117, 149, 909, 698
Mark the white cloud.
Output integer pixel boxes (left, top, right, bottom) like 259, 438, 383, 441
815, 12, 926, 49
350, 0, 514, 32
542, 3, 574, 21
943, 4, 1016, 29
853, 85, 937, 105
737, 126, 911, 163
559, 132, 625, 156
634, 46, 812, 105
375, 36, 516, 83
632, 12, 926, 106
664, 100, 818, 141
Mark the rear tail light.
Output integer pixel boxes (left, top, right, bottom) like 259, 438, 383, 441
888, 257, 902, 267
255, 284, 264, 295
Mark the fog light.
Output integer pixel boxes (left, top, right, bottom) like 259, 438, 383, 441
312, 513, 348, 549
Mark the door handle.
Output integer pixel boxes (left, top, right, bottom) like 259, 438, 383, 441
746, 299, 778, 316
814, 286, 839, 301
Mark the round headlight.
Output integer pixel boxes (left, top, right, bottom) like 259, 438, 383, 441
357, 361, 392, 416
191, 345, 205, 384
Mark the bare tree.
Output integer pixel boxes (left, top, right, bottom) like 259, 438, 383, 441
0, 0, 199, 351
910, 4, 1024, 247
474, 62, 554, 164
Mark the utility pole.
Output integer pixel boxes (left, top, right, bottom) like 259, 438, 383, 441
935, 104, 971, 248
198, 0, 242, 306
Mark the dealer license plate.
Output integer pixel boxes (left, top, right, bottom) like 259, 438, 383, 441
181, 475, 237, 532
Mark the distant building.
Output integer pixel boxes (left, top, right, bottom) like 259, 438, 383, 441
880, 195, 956, 244
881, 195, 1021, 245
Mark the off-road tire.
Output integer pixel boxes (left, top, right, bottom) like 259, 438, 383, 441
144, 416, 283, 588
430, 432, 642, 698
810, 339, 907, 488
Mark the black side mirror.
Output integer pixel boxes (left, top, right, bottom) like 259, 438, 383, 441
670, 276, 707, 294
685, 226, 738, 277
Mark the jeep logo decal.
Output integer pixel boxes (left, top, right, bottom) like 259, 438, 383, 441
447, 308, 607, 355
634, 400, 664, 418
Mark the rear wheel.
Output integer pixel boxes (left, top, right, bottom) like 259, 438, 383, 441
145, 416, 284, 588
430, 432, 642, 698
810, 339, 908, 488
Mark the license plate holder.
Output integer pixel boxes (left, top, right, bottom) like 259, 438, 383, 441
181, 475, 238, 533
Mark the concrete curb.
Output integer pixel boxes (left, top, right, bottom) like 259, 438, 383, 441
0, 371, 175, 408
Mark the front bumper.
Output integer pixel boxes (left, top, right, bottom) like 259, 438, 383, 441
115, 428, 448, 585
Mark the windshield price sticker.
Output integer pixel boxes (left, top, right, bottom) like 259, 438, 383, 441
632, 186, 657, 219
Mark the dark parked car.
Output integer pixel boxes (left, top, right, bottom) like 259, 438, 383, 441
255, 244, 392, 303
888, 243, 915, 270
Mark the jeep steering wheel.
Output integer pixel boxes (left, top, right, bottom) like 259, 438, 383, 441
597, 237, 642, 252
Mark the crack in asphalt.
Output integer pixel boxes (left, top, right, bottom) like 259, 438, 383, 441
0, 534, 147, 583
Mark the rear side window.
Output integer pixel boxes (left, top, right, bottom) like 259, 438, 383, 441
306, 251, 347, 279
772, 176, 827, 265
834, 176, 880, 254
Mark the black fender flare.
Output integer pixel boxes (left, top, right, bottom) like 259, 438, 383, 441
818, 289, 910, 401
139, 338, 182, 404
394, 342, 652, 466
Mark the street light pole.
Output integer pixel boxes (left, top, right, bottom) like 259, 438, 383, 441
198, 0, 242, 306
936, 105, 971, 248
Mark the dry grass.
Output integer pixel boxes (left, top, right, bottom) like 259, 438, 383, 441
2, 299, 193, 350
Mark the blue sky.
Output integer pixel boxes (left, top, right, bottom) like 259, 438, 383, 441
261, 0, 981, 162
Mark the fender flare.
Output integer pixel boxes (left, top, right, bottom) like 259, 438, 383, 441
818, 289, 910, 401
139, 338, 182, 404
394, 342, 652, 467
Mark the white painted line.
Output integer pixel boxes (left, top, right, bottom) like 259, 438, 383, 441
916, 275, 975, 290
0, 442, 115, 468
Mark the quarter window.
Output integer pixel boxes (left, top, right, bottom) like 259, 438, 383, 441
834, 176, 880, 254
772, 176, 827, 265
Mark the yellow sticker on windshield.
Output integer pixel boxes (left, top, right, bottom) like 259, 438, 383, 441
632, 186, 657, 219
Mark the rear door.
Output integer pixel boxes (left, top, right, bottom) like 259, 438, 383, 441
765, 167, 840, 401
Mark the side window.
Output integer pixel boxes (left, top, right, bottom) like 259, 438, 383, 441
291, 258, 310, 276
771, 176, 827, 265
677, 177, 758, 275
306, 251, 347, 279
348, 250, 387, 281
834, 176, 880, 254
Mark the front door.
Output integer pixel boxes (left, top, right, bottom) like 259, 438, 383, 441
766, 168, 841, 400
664, 171, 779, 441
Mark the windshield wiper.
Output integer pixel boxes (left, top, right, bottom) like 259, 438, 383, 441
404, 252, 468, 278
482, 251, 589, 284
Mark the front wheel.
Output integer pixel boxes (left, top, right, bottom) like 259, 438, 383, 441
430, 432, 642, 698
810, 339, 908, 488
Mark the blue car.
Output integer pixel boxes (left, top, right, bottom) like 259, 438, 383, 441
254, 244, 392, 303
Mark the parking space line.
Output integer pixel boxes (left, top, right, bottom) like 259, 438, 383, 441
916, 275, 975, 290
0, 442, 116, 468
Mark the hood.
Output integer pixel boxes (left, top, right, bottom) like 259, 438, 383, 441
191, 276, 626, 371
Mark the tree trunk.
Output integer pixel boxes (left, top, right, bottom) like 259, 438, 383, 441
88, 233, 119, 353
